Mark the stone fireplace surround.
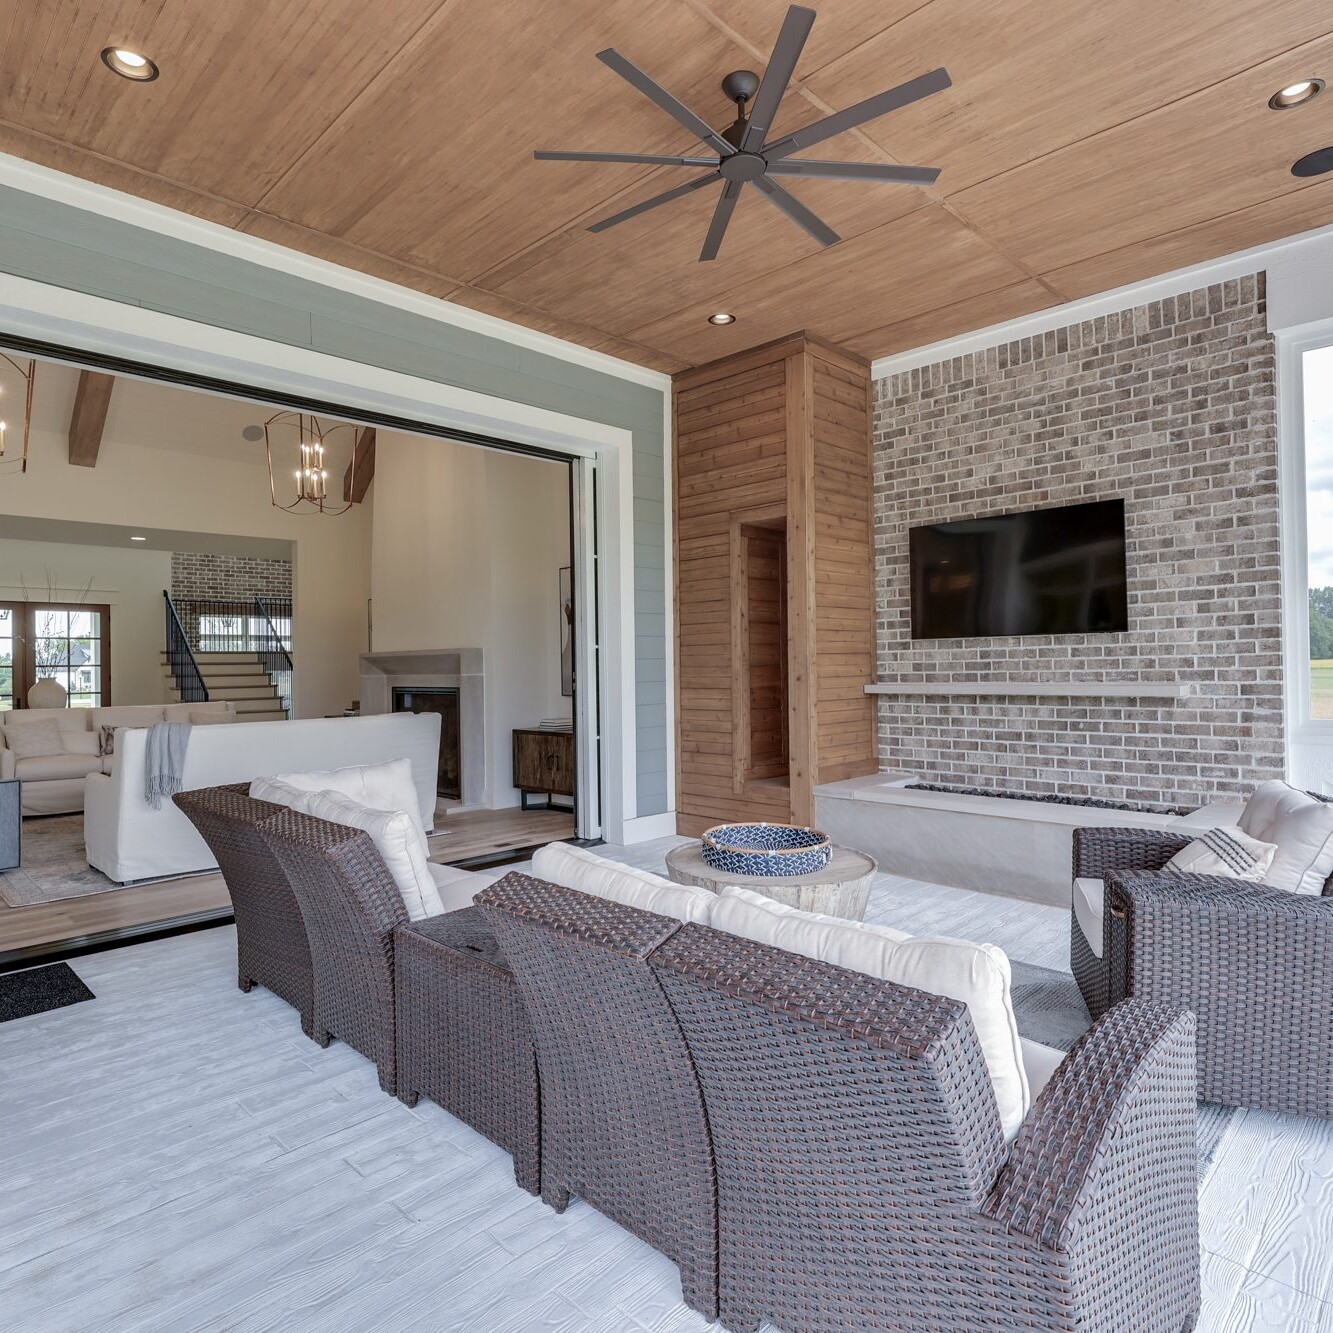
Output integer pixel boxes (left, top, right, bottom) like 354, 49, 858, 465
359, 650, 485, 808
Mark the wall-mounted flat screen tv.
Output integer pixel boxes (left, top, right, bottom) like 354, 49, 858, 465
909, 498, 1128, 640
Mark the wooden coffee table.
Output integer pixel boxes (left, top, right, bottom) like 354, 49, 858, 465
664, 841, 877, 922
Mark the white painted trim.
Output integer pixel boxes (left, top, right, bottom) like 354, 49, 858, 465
865, 681, 1195, 699
0, 271, 646, 842
0, 151, 671, 392
619, 811, 679, 843
571, 455, 602, 841
662, 387, 677, 814
870, 217, 1333, 380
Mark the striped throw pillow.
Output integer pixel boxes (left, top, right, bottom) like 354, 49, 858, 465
1166, 826, 1278, 882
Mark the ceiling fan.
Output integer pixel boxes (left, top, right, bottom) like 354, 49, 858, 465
535, 5, 950, 262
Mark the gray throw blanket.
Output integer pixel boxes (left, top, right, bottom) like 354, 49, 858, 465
145, 721, 191, 811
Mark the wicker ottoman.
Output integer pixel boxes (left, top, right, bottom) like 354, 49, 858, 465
394, 907, 540, 1195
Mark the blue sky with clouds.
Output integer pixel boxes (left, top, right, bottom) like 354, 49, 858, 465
1307, 345, 1333, 590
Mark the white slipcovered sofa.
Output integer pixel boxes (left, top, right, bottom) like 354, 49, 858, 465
0, 702, 237, 816
84, 712, 441, 883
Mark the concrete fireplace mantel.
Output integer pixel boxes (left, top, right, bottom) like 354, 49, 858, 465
359, 649, 485, 807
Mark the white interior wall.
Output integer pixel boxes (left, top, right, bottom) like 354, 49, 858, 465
369, 430, 571, 808
0, 363, 371, 720
0, 536, 171, 705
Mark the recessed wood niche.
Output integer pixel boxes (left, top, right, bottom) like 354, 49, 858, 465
674, 332, 877, 836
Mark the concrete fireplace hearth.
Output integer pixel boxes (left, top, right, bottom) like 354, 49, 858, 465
359, 649, 486, 808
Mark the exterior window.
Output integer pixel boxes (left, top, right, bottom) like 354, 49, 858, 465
1306, 343, 1333, 723
0, 602, 110, 709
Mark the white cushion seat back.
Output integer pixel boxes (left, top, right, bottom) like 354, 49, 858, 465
1239, 780, 1333, 895
1072, 877, 1106, 959
710, 887, 1033, 1140
531, 842, 714, 925
251, 757, 428, 855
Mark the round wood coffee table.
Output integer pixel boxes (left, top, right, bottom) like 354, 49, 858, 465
664, 842, 877, 922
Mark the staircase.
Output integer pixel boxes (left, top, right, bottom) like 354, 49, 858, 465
160, 651, 288, 722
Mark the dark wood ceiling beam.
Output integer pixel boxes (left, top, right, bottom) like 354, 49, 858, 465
68, 371, 115, 468
343, 426, 377, 502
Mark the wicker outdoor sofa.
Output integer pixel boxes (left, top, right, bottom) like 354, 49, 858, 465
173, 785, 541, 1194
479, 872, 1202, 1333
1072, 824, 1333, 1118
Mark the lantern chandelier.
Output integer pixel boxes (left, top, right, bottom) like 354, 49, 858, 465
264, 410, 359, 515
0, 353, 35, 475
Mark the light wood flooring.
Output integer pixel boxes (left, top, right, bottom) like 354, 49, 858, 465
0, 806, 576, 962
2, 834, 1331, 1330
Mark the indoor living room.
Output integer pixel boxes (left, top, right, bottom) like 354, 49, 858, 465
5, 1, 1333, 1330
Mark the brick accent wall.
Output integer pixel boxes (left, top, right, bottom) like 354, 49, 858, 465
171, 552, 292, 603
872, 275, 1282, 810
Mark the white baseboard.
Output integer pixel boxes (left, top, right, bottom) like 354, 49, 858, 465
617, 811, 679, 844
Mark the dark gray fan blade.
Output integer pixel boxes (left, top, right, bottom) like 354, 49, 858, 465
762, 68, 951, 161
699, 180, 744, 261
766, 159, 940, 184
587, 171, 721, 233
596, 49, 736, 158
535, 150, 719, 168
740, 4, 816, 152
753, 176, 840, 246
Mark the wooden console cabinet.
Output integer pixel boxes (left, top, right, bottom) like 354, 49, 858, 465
673, 332, 877, 835
512, 728, 574, 809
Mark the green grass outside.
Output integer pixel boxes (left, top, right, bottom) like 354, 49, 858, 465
1313, 659, 1333, 721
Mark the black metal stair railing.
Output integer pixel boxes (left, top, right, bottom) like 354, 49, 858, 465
253, 596, 294, 717
164, 591, 209, 704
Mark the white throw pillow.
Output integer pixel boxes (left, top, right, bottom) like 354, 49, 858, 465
1239, 780, 1333, 895
251, 758, 427, 854
531, 842, 715, 925
711, 886, 1030, 1141
5, 720, 64, 760
1166, 826, 1277, 881
290, 787, 444, 922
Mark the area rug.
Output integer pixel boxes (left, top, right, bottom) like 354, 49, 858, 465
0, 815, 117, 907
1010, 958, 1235, 1177
0, 962, 95, 1022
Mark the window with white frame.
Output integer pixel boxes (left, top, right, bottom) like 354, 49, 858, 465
1304, 342, 1333, 724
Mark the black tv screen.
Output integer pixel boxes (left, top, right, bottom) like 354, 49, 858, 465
909, 499, 1128, 640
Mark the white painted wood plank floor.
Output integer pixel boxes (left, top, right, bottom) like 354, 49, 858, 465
2, 834, 1331, 1331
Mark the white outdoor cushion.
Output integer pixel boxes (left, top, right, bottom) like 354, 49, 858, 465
289, 787, 444, 922
1239, 780, 1333, 895
3, 708, 90, 739
531, 842, 715, 925
251, 758, 428, 856
65, 731, 100, 757
1020, 1037, 1066, 1105
428, 861, 490, 914
1166, 826, 1277, 881
6, 720, 64, 760
1072, 877, 1105, 959
14, 753, 102, 781
711, 887, 1031, 1141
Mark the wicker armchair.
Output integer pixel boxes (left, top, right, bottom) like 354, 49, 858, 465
1071, 825, 1333, 1117
394, 909, 541, 1195
651, 924, 1201, 1333
476, 873, 719, 1323
173, 784, 315, 1039
259, 808, 409, 1093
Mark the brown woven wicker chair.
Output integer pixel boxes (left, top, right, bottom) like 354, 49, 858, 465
1072, 825, 1333, 1118
475, 872, 719, 1323
394, 908, 541, 1195
173, 784, 315, 1039
259, 807, 408, 1092
651, 924, 1201, 1333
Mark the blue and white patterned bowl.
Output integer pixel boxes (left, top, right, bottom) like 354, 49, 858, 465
700, 823, 833, 878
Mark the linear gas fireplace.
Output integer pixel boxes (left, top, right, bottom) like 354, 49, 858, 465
393, 687, 460, 799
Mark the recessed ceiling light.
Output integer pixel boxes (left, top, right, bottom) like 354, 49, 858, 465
1269, 78, 1324, 110
707, 312, 736, 326
130, 535, 147, 542
100, 47, 159, 82
1293, 146, 1333, 177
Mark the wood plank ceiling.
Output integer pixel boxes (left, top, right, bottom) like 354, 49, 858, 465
2, 1, 1332, 371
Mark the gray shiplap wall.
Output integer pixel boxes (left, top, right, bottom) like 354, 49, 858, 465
0, 185, 669, 817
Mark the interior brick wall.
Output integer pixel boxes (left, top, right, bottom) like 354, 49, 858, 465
171, 552, 293, 603
872, 274, 1283, 810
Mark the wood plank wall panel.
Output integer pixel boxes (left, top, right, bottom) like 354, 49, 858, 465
674, 332, 877, 836
810, 352, 878, 791
675, 351, 789, 837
